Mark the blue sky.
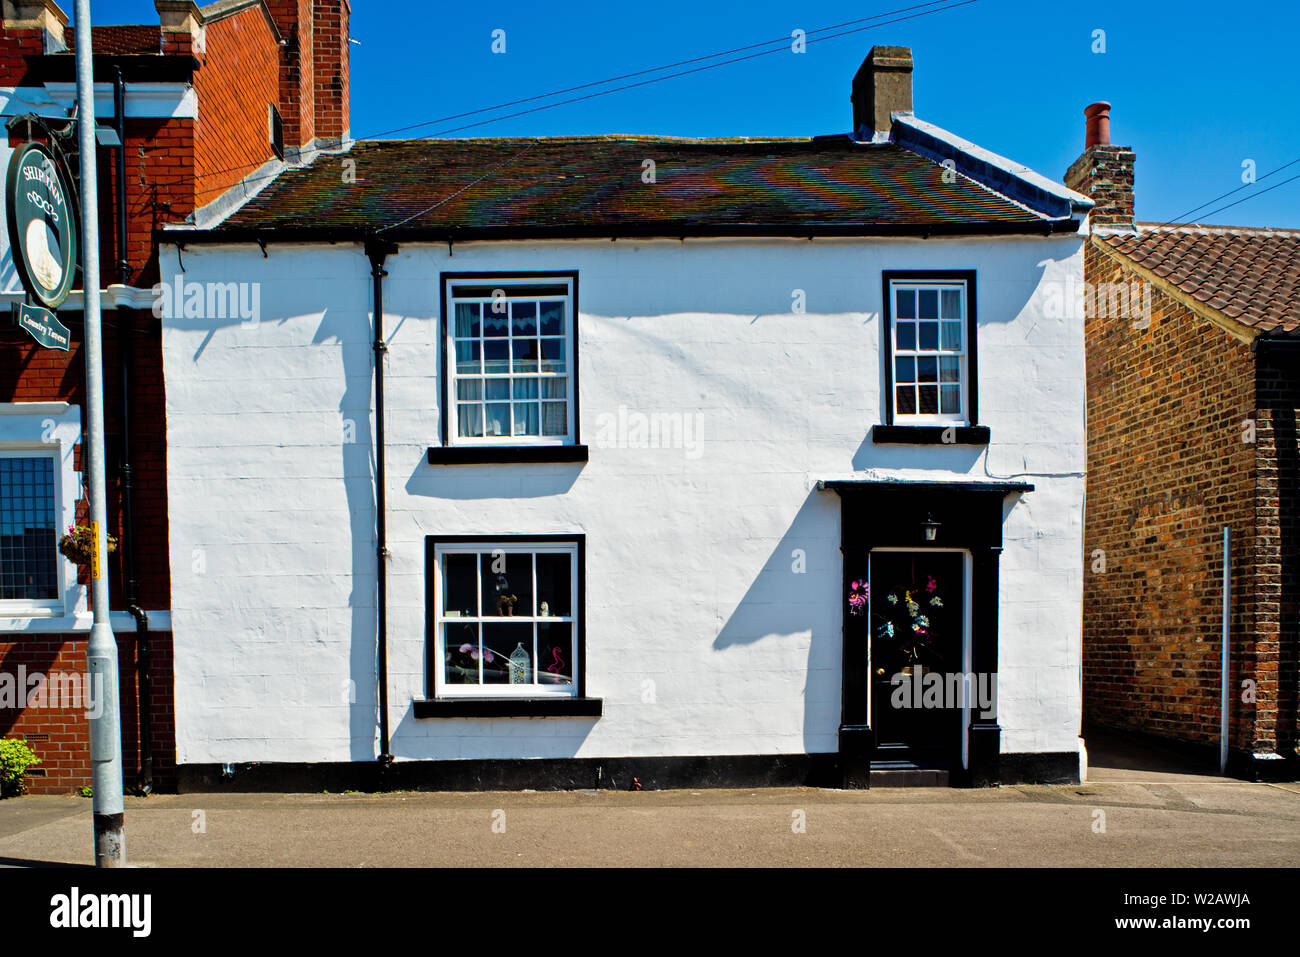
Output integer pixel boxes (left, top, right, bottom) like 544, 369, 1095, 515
93, 0, 1300, 226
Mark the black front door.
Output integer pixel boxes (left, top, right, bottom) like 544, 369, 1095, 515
867, 550, 966, 768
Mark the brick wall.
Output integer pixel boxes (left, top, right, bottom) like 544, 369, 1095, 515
1253, 342, 1300, 757
0, 631, 175, 794
312, 0, 349, 143
1082, 239, 1259, 751
192, 5, 281, 212
0, 310, 171, 609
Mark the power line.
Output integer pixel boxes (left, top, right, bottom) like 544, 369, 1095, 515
367, 0, 954, 140
190, 0, 952, 194
1155, 156, 1300, 227
376, 138, 541, 233
191, 0, 978, 201
422, 1, 978, 139
1191, 171, 1300, 223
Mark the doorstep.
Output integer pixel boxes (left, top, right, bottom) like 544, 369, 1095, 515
869, 767, 952, 787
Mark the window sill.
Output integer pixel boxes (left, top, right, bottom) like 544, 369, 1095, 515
871, 425, 990, 446
426, 445, 589, 466
413, 696, 603, 718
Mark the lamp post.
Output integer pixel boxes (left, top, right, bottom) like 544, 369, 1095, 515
74, 0, 125, 867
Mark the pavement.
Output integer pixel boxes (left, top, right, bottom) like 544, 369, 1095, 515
1, 731, 1297, 867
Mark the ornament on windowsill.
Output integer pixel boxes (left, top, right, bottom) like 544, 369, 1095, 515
509, 643, 531, 684
494, 572, 517, 616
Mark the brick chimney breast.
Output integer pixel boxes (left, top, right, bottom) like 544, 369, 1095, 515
851, 45, 913, 138
1064, 101, 1136, 231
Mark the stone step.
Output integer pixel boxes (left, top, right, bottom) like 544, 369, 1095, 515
870, 768, 951, 787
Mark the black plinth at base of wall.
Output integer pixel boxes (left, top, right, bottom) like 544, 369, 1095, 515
967, 721, 1002, 787
178, 754, 846, 794
998, 751, 1080, 785
176, 749, 1083, 794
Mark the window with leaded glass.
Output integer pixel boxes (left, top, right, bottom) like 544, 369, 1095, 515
0, 453, 58, 602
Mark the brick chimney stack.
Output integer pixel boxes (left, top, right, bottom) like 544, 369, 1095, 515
266, 0, 349, 154
1064, 101, 1136, 230
1, 0, 68, 53
312, 0, 349, 146
851, 46, 913, 139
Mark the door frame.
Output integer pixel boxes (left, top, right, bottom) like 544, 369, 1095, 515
825, 478, 1032, 788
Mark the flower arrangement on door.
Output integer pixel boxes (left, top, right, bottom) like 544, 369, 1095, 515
849, 574, 946, 670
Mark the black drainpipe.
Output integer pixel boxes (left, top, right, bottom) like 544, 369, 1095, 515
114, 67, 152, 793
366, 236, 397, 769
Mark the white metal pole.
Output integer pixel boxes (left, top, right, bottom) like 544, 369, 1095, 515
1220, 527, 1231, 775
74, 0, 125, 866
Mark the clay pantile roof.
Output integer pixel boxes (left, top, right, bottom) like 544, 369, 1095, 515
1102, 223, 1300, 334
208, 135, 1076, 240
62, 25, 161, 55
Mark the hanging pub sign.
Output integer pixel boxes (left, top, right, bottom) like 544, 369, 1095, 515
12, 301, 70, 350
6, 140, 78, 320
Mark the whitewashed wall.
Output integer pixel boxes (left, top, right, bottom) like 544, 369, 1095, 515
159, 235, 1086, 766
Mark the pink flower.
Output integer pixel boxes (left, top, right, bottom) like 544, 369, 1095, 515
459, 643, 472, 654
926, 575, 937, 593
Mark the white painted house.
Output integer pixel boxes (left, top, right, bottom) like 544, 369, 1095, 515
157, 47, 1092, 789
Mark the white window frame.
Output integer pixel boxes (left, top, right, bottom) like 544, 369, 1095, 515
444, 276, 576, 447
888, 279, 970, 426
432, 541, 580, 698
0, 402, 82, 619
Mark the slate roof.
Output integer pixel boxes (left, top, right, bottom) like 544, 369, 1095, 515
200, 135, 1081, 241
1102, 224, 1300, 334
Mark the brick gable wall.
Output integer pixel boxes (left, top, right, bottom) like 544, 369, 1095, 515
1082, 239, 1260, 752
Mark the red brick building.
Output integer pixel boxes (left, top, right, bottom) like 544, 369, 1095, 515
1069, 103, 1300, 779
0, 0, 349, 794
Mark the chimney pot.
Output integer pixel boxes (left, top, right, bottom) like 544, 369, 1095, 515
1084, 101, 1111, 148
851, 45, 913, 138
1064, 101, 1135, 230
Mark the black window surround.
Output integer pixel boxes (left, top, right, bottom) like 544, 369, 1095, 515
878, 270, 983, 445
430, 271, 586, 467
417, 533, 600, 719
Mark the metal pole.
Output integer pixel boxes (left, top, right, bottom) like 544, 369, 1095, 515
74, 0, 125, 866
1220, 527, 1231, 775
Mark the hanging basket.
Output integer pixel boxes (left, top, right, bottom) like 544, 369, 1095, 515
57, 526, 117, 566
